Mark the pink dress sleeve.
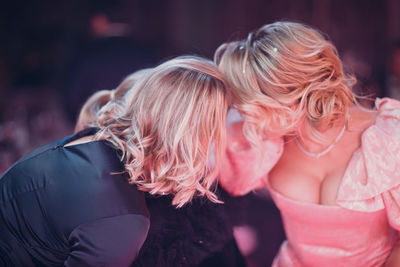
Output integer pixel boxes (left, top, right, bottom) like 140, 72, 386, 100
219, 121, 284, 196
336, 98, 400, 230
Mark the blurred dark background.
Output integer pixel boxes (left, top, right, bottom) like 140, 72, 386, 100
1, 0, 400, 266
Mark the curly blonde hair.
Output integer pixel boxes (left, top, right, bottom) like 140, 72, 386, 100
215, 21, 356, 144
88, 56, 228, 207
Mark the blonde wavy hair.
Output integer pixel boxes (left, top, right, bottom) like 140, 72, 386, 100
215, 21, 356, 144
86, 56, 228, 207
75, 68, 151, 133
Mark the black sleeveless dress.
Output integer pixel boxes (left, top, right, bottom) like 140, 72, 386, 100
0, 128, 149, 266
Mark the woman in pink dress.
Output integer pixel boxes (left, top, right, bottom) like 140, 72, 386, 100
216, 21, 400, 266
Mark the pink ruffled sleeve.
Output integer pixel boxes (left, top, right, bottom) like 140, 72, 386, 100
336, 98, 400, 230
219, 121, 284, 196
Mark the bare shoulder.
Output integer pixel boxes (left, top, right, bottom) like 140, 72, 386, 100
64, 136, 95, 147
269, 144, 321, 204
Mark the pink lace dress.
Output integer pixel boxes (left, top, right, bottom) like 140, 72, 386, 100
220, 98, 400, 266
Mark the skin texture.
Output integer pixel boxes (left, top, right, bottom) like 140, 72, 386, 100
269, 106, 377, 205
64, 136, 94, 147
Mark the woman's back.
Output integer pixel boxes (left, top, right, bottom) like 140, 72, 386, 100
0, 128, 149, 266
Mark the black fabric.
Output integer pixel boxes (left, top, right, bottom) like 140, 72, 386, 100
133, 192, 246, 267
0, 128, 149, 266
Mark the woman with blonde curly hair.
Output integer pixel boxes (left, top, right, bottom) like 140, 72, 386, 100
74, 66, 247, 267
0, 56, 229, 266
216, 21, 400, 266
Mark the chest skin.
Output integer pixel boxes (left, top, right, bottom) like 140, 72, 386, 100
269, 108, 376, 205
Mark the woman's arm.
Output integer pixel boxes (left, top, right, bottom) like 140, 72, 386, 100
219, 121, 283, 196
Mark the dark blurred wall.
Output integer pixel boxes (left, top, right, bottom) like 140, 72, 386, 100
0, 0, 398, 95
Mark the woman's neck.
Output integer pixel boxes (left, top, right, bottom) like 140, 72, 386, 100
292, 124, 346, 156
291, 105, 377, 155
